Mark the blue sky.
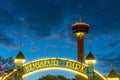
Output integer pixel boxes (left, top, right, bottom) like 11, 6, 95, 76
0, 0, 120, 79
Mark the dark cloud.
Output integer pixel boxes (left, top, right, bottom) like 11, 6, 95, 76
29, 46, 39, 52
0, 0, 120, 41
96, 54, 120, 74
106, 39, 120, 49
80, 0, 120, 35
9, 0, 69, 36
0, 7, 15, 25
0, 0, 120, 52
0, 32, 18, 49
107, 43, 117, 48
97, 53, 120, 64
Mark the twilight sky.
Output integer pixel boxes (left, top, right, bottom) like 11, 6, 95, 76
0, 0, 120, 79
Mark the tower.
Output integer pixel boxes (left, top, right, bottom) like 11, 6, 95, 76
72, 21, 89, 63
85, 51, 96, 80
108, 69, 119, 80
15, 50, 26, 69
15, 50, 26, 80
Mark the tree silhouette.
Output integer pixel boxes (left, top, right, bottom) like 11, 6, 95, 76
38, 74, 70, 80
0, 56, 15, 76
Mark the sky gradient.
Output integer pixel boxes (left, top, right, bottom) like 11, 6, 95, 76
0, 0, 120, 79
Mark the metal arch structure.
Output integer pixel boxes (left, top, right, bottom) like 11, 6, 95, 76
22, 58, 87, 78
2, 58, 106, 80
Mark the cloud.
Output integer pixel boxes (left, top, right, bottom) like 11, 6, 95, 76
8, 0, 67, 38
0, 32, 18, 49
46, 43, 57, 48
29, 46, 39, 52
96, 53, 120, 74
79, 0, 120, 36
0, 0, 120, 53
0, 7, 15, 26
106, 39, 120, 49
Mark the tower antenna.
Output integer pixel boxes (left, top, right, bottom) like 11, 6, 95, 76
78, 5, 82, 22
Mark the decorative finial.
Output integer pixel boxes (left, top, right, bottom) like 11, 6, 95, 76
89, 46, 92, 52
19, 42, 23, 50
110, 63, 114, 69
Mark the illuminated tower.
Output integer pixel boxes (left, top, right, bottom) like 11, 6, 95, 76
15, 50, 26, 69
72, 21, 89, 63
15, 50, 26, 80
108, 69, 119, 80
85, 51, 96, 79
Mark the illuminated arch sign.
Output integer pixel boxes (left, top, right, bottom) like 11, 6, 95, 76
3, 58, 88, 80
23, 58, 87, 78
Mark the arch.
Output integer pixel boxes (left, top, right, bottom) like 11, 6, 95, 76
3, 58, 88, 80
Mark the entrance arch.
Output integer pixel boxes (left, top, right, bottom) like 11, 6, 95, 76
3, 58, 88, 80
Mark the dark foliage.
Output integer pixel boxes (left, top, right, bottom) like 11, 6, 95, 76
0, 56, 15, 75
38, 74, 70, 80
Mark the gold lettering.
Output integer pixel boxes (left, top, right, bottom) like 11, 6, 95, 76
75, 63, 82, 71
39, 61, 45, 67
34, 62, 40, 69
53, 60, 58, 66
79, 65, 85, 72
65, 62, 75, 69
28, 64, 33, 70
32, 62, 39, 69
46, 61, 51, 66
24, 66, 30, 73
43, 61, 47, 67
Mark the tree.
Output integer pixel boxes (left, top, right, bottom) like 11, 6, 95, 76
38, 74, 70, 80
0, 56, 15, 76
74, 75, 87, 80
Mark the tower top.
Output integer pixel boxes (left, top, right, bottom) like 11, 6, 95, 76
108, 69, 118, 78
15, 50, 26, 63
85, 51, 96, 64
15, 51, 25, 60
72, 22, 89, 28
72, 21, 89, 37
86, 52, 95, 60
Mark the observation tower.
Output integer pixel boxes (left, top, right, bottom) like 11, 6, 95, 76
72, 20, 89, 63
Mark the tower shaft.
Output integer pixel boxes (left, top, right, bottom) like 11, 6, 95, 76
77, 36, 84, 63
